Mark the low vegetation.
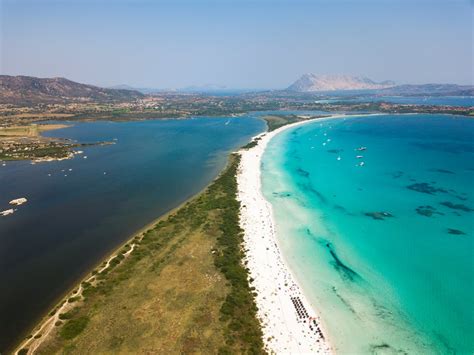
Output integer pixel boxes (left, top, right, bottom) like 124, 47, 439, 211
0, 124, 75, 161
0, 123, 114, 162
0, 142, 72, 161
241, 136, 261, 150
59, 316, 89, 340
263, 114, 313, 131
34, 154, 264, 354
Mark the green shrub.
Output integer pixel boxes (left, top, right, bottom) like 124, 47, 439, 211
58, 309, 77, 320
60, 316, 90, 340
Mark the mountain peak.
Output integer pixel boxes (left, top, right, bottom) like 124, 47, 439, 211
287, 74, 395, 92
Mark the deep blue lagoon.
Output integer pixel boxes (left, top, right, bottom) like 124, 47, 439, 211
0, 116, 264, 352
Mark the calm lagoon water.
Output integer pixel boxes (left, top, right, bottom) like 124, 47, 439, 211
0, 116, 264, 352
262, 114, 473, 353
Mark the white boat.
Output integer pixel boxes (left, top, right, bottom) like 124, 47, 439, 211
359, 162, 365, 166
356, 146, 367, 151
9, 197, 27, 206
337, 156, 341, 161
356, 155, 364, 159
1, 208, 15, 216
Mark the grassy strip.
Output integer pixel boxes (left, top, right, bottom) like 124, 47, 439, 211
262, 114, 314, 131
30, 154, 264, 354
208, 155, 264, 354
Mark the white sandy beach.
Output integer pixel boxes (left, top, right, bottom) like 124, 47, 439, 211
237, 117, 344, 354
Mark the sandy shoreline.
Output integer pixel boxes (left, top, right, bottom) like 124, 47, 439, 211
237, 116, 348, 354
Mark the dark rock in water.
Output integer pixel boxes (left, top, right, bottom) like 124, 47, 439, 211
412, 141, 474, 154
429, 168, 455, 174
440, 201, 473, 212
326, 242, 361, 282
365, 211, 394, 220
447, 228, 466, 235
406, 182, 447, 195
295, 167, 310, 178
370, 343, 393, 352
390, 171, 404, 179
334, 204, 347, 212
331, 286, 357, 314
297, 181, 327, 204
369, 343, 406, 355
334, 204, 356, 216
327, 149, 343, 154
272, 191, 292, 198
416, 205, 444, 217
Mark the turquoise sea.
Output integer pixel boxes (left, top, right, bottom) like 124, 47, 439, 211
262, 114, 473, 353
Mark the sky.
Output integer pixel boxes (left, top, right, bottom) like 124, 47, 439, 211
0, 0, 472, 89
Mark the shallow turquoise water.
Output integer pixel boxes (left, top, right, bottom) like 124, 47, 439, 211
262, 114, 473, 354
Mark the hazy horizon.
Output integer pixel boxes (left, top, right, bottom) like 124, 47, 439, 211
1, 0, 472, 89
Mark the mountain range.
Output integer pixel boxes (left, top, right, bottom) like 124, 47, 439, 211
1, 75, 472, 105
0, 75, 144, 104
